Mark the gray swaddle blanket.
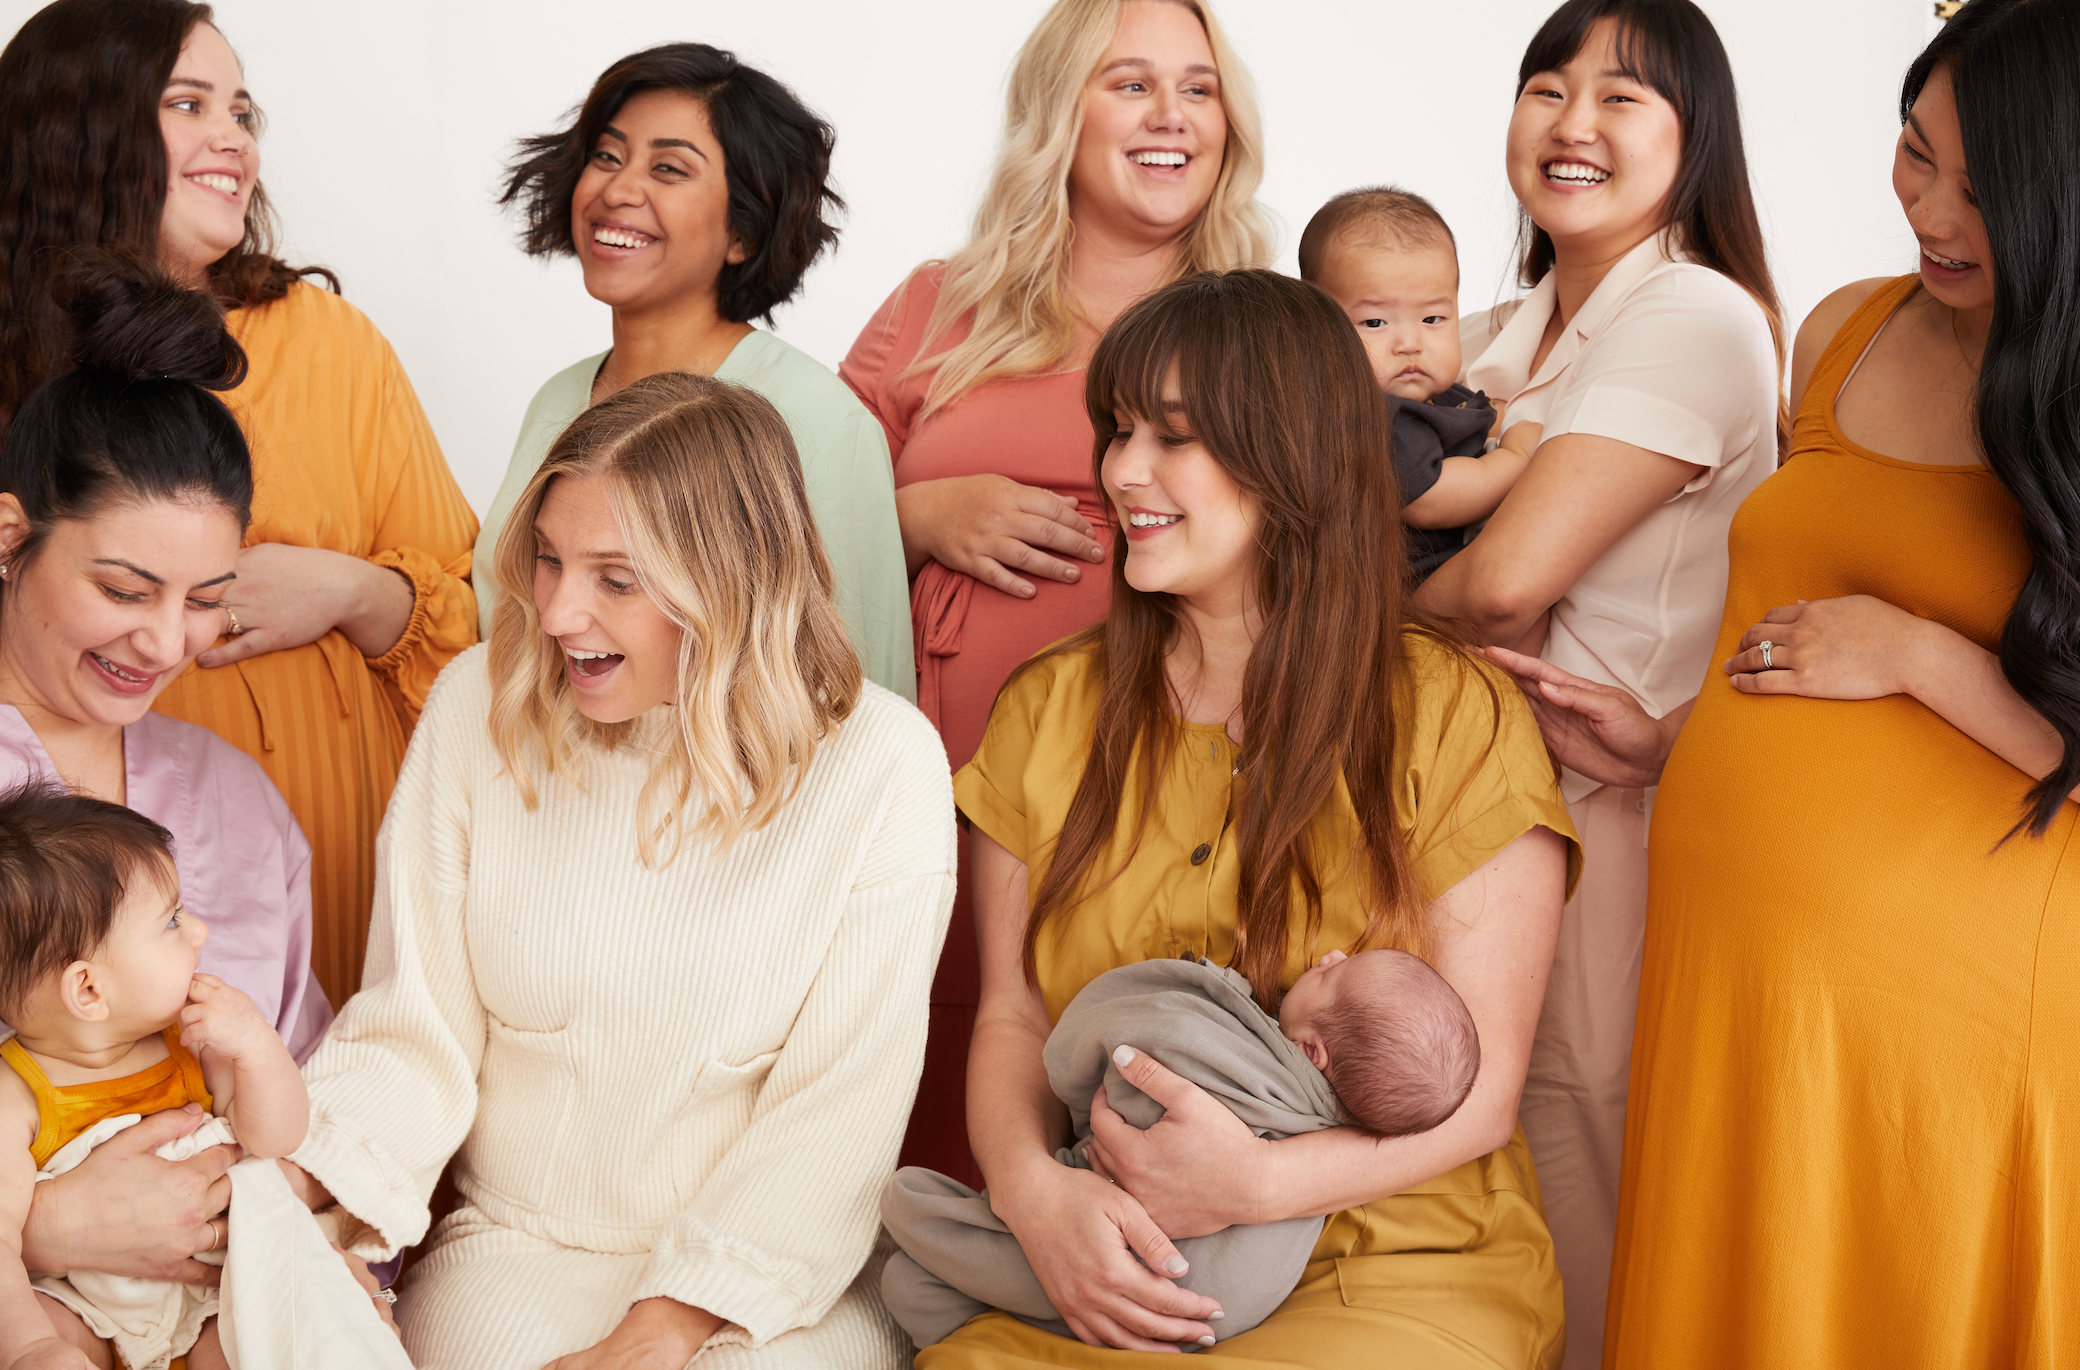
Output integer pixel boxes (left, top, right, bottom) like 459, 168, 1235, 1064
881, 956, 1344, 1347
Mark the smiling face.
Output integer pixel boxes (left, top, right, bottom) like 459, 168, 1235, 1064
1313, 234, 1462, 401
0, 495, 240, 730
88, 860, 206, 1033
156, 23, 258, 282
1506, 18, 1683, 266
1893, 66, 1991, 315
531, 472, 684, 723
1102, 367, 1261, 609
572, 89, 746, 319
1068, 0, 1228, 249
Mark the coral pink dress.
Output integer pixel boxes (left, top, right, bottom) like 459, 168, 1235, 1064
842, 265, 1112, 1185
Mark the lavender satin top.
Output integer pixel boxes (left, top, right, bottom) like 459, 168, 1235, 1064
0, 706, 332, 1060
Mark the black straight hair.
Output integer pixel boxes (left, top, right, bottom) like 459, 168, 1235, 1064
1515, 0, 1785, 447
501, 43, 843, 325
1904, 0, 2080, 835
1, 253, 253, 580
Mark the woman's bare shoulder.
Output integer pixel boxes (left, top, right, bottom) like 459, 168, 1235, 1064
1790, 278, 1897, 403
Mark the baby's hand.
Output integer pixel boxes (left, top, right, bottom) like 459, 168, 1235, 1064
178, 974, 276, 1063
8, 1339, 98, 1370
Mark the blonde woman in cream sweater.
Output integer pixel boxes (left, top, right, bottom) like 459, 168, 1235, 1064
278, 374, 957, 1369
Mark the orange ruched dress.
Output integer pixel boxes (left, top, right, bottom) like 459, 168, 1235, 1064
152, 282, 479, 1009
1607, 275, 2080, 1366
842, 265, 1112, 1186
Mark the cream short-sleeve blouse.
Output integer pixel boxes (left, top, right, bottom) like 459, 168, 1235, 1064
1462, 231, 1778, 802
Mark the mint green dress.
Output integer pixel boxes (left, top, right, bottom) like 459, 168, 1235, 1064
471, 331, 915, 701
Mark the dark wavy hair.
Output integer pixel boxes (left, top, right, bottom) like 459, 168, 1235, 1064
1515, 0, 1785, 448
3, 253, 254, 584
1016, 270, 1498, 1010
1905, 0, 2080, 834
500, 43, 843, 325
0, 0, 333, 438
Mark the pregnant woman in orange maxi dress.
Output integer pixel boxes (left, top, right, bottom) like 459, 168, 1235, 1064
1489, 6, 2080, 1361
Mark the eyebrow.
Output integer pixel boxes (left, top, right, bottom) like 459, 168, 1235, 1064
1096, 57, 1219, 79
1905, 112, 1929, 145
598, 124, 709, 161
1353, 296, 1455, 309
165, 75, 252, 101
91, 558, 236, 588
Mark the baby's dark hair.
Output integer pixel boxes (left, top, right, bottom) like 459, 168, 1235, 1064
1313, 949, 1480, 1138
0, 778, 176, 1019
1297, 186, 1458, 284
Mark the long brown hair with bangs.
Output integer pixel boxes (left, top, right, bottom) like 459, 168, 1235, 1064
1018, 269, 1495, 1010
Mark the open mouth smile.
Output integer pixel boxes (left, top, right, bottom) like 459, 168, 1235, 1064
89, 651, 161, 694
565, 647, 626, 684
591, 225, 656, 251
1543, 159, 1610, 186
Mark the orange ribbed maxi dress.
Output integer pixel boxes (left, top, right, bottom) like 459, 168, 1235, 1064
152, 282, 479, 1009
1607, 276, 2080, 1366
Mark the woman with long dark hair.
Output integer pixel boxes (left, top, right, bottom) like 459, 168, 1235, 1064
925, 269, 1578, 1367
0, 0, 480, 1014
1493, 0, 2080, 1360
1411, 2, 1781, 1359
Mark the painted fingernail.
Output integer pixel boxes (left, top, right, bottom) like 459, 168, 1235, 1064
1198, 1335, 1216, 1346
1209, 1311, 1225, 1321
1112, 1045, 1137, 1067
1164, 1254, 1188, 1274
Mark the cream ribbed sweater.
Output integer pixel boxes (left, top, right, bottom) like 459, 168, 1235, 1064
292, 647, 956, 1367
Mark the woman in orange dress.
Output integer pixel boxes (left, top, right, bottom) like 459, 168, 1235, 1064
841, 0, 1271, 1185
1488, 2, 2080, 1361
0, 0, 478, 1009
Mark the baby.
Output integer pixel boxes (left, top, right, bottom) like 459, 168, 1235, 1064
1300, 186, 1540, 586
0, 782, 307, 1370
881, 947, 1479, 1348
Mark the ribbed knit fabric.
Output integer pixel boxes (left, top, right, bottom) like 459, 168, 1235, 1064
293, 647, 956, 1368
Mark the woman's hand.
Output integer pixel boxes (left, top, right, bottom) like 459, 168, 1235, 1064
197, 543, 414, 667
20, 1105, 238, 1283
330, 1244, 400, 1339
539, 1298, 722, 1370
990, 1154, 1222, 1353
1083, 1047, 1273, 1238
1482, 646, 1686, 788
1726, 596, 1931, 698
894, 474, 1105, 597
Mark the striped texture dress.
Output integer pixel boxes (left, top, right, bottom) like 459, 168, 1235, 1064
293, 647, 958, 1368
151, 281, 480, 1009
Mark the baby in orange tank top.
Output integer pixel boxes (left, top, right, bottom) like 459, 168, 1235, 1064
0, 781, 308, 1370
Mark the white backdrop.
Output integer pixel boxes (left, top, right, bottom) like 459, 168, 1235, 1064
1, 0, 1936, 513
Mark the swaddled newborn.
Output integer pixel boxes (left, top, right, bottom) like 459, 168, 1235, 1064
881, 948, 1479, 1348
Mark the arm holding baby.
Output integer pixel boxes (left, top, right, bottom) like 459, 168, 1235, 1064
1, 1083, 93, 1370
179, 975, 308, 1161
1403, 421, 1543, 531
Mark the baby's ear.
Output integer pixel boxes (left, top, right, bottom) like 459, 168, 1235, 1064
58, 961, 110, 1023
1294, 1030, 1331, 1074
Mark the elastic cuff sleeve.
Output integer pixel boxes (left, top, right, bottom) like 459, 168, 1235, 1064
635, 1226, 817, 1348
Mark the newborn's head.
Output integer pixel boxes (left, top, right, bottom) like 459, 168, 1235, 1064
1277, 948, 1479, 1138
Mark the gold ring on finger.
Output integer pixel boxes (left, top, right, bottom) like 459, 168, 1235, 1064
225, 606, 244, 636
1759, 639, 1775, 670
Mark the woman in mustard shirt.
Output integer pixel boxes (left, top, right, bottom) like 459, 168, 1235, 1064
926, 270, 1578, 1367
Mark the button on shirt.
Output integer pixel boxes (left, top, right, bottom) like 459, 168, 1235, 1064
1463, 232, 1779, 802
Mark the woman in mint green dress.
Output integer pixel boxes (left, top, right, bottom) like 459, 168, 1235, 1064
474, 42, 911, 699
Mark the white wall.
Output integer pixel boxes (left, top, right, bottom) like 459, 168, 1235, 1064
0, 0, 1934, 514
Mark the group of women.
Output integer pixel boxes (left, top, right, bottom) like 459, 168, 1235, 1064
0, 0, 2073, 1364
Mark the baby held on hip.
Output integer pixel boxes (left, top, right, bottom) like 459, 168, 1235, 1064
880, 947, 1481, 1349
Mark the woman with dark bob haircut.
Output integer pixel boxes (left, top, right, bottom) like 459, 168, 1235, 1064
472, 43, 911, 701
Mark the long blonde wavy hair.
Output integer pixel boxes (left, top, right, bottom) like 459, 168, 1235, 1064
914, 0, 1273, 419
488, 373, 862, 866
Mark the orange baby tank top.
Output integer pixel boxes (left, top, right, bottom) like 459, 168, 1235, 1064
2, 1027, 212, 1168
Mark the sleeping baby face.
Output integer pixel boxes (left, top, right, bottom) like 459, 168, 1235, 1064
1276, 948, 1356, 1073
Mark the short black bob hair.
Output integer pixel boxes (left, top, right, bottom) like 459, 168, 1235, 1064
501, 43, 843, 325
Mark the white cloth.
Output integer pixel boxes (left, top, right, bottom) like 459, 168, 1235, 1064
32, 1115, 411, 1370
1463, 231, 1778, 803
292, 647, 957, 1369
